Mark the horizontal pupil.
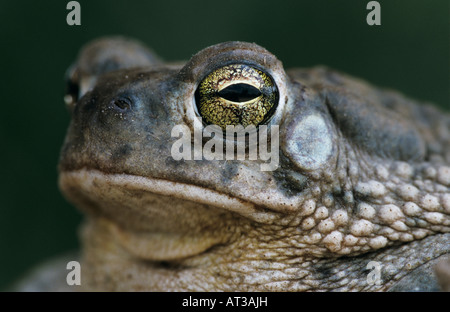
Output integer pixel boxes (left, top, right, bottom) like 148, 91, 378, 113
218, 83, 261, 102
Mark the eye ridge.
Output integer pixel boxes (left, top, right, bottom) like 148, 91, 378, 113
217, 83, 262, 103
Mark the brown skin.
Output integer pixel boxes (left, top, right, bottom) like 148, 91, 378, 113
58, 37, 450, 291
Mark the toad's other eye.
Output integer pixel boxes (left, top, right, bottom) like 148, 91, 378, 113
64, 66, 79, 111
195, 64, 279, 130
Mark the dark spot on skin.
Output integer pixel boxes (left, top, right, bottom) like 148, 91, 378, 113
221, 161, 239, 185
313, 253, 375, 285
139, 260, 173, 269
111, 144, 133, 162
272, 170, 308, 197
353, 192, 369, 205
165, 156, 185, 168
332, 188, 358, 212
312, 262, 335, 281
271, 154, 308, 197
139, 259, 191, 270
157, 261, 171, 268
78, 92, 98, 115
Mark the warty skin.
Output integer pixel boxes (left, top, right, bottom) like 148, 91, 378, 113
55, 37, 450, 291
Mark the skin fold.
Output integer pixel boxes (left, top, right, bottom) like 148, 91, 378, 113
53, 37, 450, 291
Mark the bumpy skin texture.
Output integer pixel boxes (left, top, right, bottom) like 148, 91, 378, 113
58, 37, 450, 291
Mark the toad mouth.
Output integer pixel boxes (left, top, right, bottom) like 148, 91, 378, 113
58, 168, 273, 260
58, 168, 266, 219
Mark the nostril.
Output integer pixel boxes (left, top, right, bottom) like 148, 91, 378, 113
112, 96, 132, 111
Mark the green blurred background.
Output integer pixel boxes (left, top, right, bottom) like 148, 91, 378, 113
0, 0, 448, 290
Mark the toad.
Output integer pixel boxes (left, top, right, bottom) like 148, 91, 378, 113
56, 37, 449, 291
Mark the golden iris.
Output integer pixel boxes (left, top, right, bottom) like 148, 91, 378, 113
195, 64, 278, 130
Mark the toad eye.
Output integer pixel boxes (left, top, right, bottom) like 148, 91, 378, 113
64, 65, 80, 111
195, 64, 279, 129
